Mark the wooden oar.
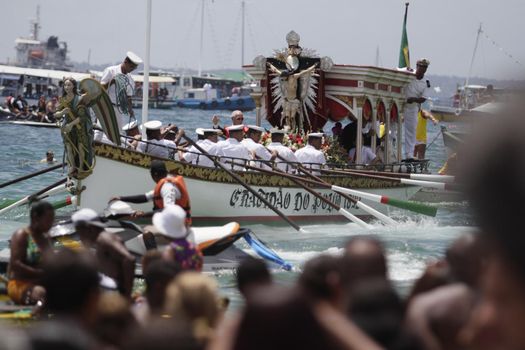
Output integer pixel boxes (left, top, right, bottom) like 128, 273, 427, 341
0, 178, 68, 215
0, 163, 64, 189
249, 166, 437, 217
181, 135, 304, 232
244, 163, 372, 229
319, 168, 462, 192
323, 168, 456, 184
266, 150, 397, 225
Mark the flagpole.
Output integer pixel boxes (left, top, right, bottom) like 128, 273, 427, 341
398, 2, 410, 69
141, 0, 152, 138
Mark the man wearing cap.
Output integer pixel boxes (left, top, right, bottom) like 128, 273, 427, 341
404, 58, 430, 160
100, 52, 142, 130
72, 208, 135, 298
136, 120, 180, 159
180, 128, 223, 167
294, 133, 326, 174
241, 125, 277, 170
121, 120, 142, 150
111, 160, 192, 224
267, 128, 299, 173
216, 124, 251, 171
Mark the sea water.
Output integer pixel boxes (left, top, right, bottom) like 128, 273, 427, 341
0, 108, 472, 305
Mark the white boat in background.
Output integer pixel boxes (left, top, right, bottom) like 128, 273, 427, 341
5, 120, 59, 128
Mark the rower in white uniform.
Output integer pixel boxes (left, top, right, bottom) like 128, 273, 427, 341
136, 120, 179, 159
241, 125, 277, 170
181, 128, 223, 167
121, 120, 142, 150
294, 132, 326, 174
266, 128, 299, 173
216, 124, 251, 171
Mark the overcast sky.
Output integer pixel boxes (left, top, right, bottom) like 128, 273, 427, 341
2, 0, 524, 80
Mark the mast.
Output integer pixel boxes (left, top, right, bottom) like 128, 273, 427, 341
465, 23, 482, 89
375, 45, 380, 67
141, 0, 152, 136
31, 5, 41, 40
198, 0, 205, 77
241, 0, 245, 67
462, 23, 482, 110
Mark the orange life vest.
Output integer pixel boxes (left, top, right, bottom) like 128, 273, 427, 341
153, 176, 192, 224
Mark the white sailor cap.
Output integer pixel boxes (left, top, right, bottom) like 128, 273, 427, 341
270, 127, 286, 134
195, 128, 204, 136
226, 124, 245, 132
143, 120, 162, 130
246, 125, 265, 133
202, 128, 220, 134
126, 51, 143, 65
307, 132, 324, 138
122, 120, 139, 131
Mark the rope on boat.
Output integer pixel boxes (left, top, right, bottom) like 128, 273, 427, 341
113, 74, 134, 115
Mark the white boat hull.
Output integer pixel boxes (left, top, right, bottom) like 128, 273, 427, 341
77, 144, 420, 224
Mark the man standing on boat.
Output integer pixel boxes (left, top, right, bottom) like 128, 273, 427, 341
100, 52, 142, 130
403, 58, 430, 161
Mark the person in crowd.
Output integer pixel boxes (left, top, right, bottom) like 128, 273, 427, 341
33, 249, 100, 348
266, 128, 299, 173
298, 254, 344, 309
348, 112, 381, 165
331, 122, 343, 138
216, 125, 251, 171
414, 109, 438, 160
7, 201, 54, 305
111, 160, 192, 223
93, 292, 138, 349
294, 132, 326, 174
404, 58, 430, 161
45, 96, 58, 122
100, 51, 142, 129
180, 128, 223, 167
134, 259, 181, 324
136, 120, 181, 159
164, 272, 220, 345
122, 319, 201, 350
236, 257, 272, 302
72, 208, 135, 297
151, 205, 203, 271
339, 114, 358, 152
241, 125, 277, 170
36, 95, 47, 122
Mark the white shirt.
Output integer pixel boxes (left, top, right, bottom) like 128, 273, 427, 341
362, 121, 380, 135
216, 138, 251, 171
145, 177, 181, 206
404, 75, 427, 115
241, 138, 274, 169
183, 139, 223, 167
137, 139, 177, 159
349, 146, 377, 165
94, 129, 115, 145
267, 142, 298, 173
294, 144, 326, 173
100, 64, 135, 105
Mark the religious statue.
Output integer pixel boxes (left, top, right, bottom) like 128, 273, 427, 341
267, 30, 319, 131
55, 77, 95, 180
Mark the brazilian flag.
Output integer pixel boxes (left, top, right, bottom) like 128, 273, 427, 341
398, 3, 410, 69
